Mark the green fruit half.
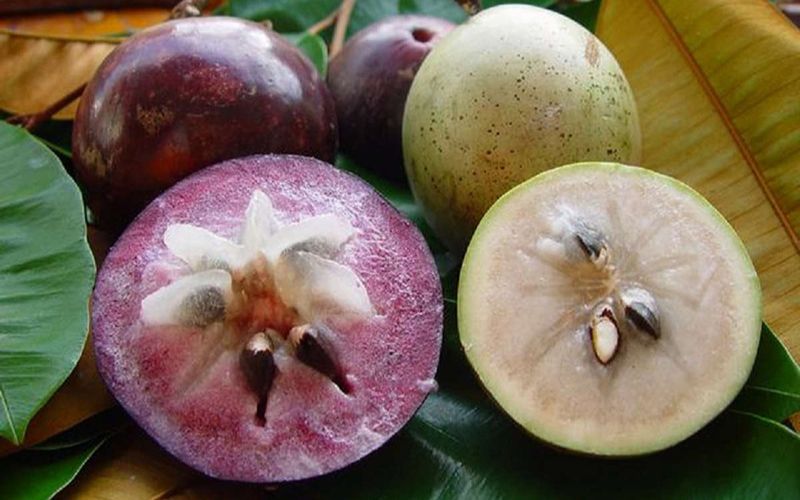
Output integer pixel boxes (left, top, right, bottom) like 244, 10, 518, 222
458, 163, 761, 456
403, 5, 641, 254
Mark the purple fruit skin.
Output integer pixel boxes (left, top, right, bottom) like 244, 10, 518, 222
327, 15, 454, 180
73, 16, 337, 230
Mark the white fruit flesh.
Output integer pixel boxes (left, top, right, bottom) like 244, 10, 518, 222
141, 189, 373, 331
458, 163, 761, 456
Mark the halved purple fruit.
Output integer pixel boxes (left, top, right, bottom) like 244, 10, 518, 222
92, 155, 443, 482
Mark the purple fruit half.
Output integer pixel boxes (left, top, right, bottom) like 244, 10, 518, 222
73, 17, 338, 230
92, 155, 442, 482
327, 15, 454, 180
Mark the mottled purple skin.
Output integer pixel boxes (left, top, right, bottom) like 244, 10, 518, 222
327, 15, 454, 180
92, 155, 443, 482
73, 17, 337, 230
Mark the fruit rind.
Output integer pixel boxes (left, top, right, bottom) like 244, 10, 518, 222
458, 162, 761, 456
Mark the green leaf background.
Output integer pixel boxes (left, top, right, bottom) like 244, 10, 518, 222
0, 435, 109, 500
0, 122, 95, 445
2, 0, 799, 497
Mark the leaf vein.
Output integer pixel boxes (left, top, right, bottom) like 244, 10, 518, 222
644, 0, 800, 254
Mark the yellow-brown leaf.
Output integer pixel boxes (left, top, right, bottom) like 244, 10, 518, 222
0, 8, 170, 119
596, 0, 800, 358
61, 429, 263, 499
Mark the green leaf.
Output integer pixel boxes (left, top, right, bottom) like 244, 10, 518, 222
284, 32, 329, 77
0, 434, 109, 500
397, 0, 468, 24
554, 0, 601, 31
346, 0, 398, 37
228, 0, 339, 31
0, 122, 95, 445
731, 323, 800, 422
30, 408, 128, 452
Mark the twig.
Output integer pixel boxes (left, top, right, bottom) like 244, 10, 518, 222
307, 5, 341, 36
330, 0, 356, 57
455, 0, 481, 16
169, 0, 208, 19
6, 83, 87, 132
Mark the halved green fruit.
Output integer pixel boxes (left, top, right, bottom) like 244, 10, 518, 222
458, 163, 761, 456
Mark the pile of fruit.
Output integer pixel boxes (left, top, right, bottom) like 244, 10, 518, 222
4, 0, 796, 496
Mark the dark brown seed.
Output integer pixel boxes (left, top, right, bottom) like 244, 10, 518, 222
240, 332, 277, 425
574, 222, 606, 263
290, 325, 350, 393
626, 302, 660, 339
620, 287, 661, 339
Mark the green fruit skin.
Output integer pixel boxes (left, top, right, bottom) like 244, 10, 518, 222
403, 4, 642, 254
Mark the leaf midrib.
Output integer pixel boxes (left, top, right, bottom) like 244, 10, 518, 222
0, 380, 18, 444
638, 0, 800, 254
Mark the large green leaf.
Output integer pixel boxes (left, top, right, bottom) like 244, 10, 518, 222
732, 324, 800, 422
275, 302, 800, 499
0, 434, 109, 500
0, 122, 95, 445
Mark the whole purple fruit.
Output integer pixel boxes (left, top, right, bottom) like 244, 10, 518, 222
73, 16, 337, 230
327, 15, 454, 180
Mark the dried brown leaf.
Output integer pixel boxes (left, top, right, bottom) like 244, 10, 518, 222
597, 0, 800, 358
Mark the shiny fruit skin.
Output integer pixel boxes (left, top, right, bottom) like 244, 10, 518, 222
328, 15, 454, 180
73, 17, 337, 230
403, 5, 641, 254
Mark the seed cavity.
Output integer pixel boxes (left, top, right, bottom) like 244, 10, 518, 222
590, 305, 619, 365
289, 324, 351, 394
621, 287, 660, 339
240, 331, 277, 426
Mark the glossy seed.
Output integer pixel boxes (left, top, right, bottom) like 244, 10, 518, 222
574, 221, 608, 267
289, 324, 350, 393
240, 331, 277, 425
590, 305, 619, 365
621, 287, 661, 339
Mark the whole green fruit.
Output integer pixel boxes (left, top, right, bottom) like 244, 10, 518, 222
403, 5, 642, 253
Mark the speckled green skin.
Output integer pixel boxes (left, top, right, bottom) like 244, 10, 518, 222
402, 5, 641, 254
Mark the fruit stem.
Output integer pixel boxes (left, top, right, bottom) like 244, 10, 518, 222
6, 83, 86, 132
330, 0, 356, 57
169, 0, 207, 19
307, 5, 341, 36
454, 0, 482, 16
